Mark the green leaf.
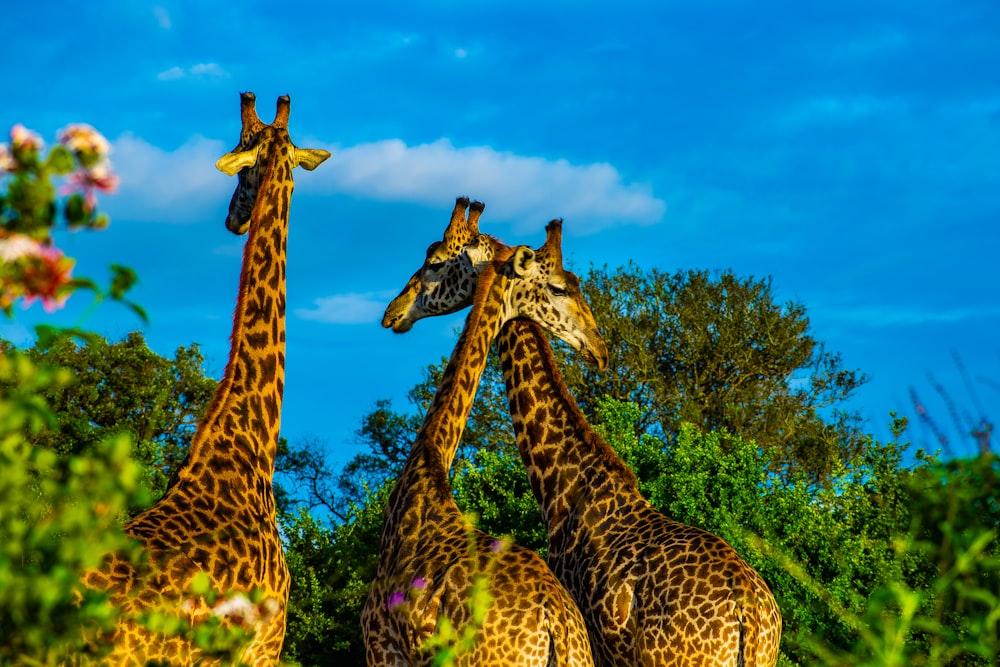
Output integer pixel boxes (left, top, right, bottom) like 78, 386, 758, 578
44, 145, 75, 174
108, 264, 138, 299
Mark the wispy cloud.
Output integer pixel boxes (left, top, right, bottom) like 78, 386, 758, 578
104, 133, 230, 223
153, 6, 171, 30
157, 63, 228, 81
295, 291, 399, 324
313, 139, 665, 234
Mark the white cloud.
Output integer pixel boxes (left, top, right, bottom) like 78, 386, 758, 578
189, 63, 227, 78
157, 66, 185, 81
104, 133, 231, 223
295, 291, 399, 324
153, 6, 171, 30
157, 63, 229, 81
312, 139, 665, 234
99, 133, 664, 234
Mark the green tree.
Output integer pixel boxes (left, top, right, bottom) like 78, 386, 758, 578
556, 264, 869, 482
348, 264, 867, 492
280, 484, 388, 665
1, 331, 217, 501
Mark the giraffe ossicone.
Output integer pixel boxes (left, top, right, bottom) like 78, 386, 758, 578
382, 198, 783, 666
82, 91, 328, 666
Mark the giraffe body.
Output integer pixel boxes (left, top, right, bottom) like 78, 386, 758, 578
382, 199, 782, 666
365, 202, 602, 666
498, 320, 782, 666
82, 92, 329, 665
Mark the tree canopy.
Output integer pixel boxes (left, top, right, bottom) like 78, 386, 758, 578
341, 263, 870, 492
2, 331, 216, 500
556, 263, 869, 481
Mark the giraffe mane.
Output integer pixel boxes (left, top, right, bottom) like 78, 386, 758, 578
521, 320, 640, 490
195, 144, 283, 443
471, 245, 516, 313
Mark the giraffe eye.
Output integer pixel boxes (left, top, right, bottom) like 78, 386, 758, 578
548, 284, 568, 297
427, 260, 445, 271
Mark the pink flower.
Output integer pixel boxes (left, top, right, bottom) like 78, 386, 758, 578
17, 244, 75, 313
58, 123, 111, 158
10, 124, 43, 152
62, 161, 120, 210
387, 591, 406, 610
411, 576, 427, 590
489, 538, 509, 553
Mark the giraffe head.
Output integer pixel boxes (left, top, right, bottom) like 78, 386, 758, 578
382, 197, 501, 333
215, 92, 330, 235
483, 220, 608, 369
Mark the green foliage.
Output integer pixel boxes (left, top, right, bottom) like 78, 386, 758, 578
593, 399, 998, 666
0, 349, 148, 664
280, 485, 389, 665
559, 264, 869, 482
2, 331, 217, 501
453, 447, 549, 554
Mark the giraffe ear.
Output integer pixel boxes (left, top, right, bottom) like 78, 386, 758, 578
511, 246, 536, 278
216, 145, 261, 176
293, 147, 331, 171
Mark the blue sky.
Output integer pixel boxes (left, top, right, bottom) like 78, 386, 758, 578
3, 1, 997, 469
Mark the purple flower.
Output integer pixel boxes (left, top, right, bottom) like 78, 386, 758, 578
411, 576, 427, 590
387, 591, 405, 610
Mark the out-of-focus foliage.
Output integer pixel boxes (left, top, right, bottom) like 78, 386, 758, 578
0, 348, 147, 663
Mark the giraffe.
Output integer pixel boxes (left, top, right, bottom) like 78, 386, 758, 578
364, 201, 605, 666
381, 200, 783, 666
81, 92, 330, 665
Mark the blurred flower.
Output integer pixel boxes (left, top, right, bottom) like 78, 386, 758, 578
210, 594, 261, 631
0, 143, 14, 172
58, 123, 111, 158
62, 161, 120, 210
411, 576, 427, 590
0, 233, 45, 262
10, 124, 43, 152
20, 247, 75, 313
489, 538, 509, 553
387, 590, 406, 610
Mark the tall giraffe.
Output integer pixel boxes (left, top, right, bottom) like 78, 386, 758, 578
381, 200, 783, 666
364, 202, 604, 666
82, 92, 330, 665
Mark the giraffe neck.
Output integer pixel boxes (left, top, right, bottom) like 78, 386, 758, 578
497, 320, 640, 533
382, 267, 511, 556
190, 149, 291, 481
